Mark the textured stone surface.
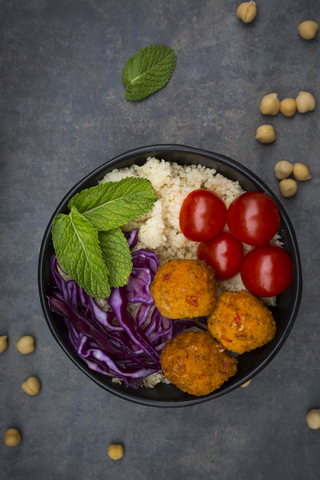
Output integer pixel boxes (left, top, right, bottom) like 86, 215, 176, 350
1, 0, 320, 478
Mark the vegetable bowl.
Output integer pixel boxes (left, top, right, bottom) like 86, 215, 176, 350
38, 145, 302, 407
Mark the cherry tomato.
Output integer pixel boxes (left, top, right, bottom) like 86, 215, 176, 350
179, 189, 227, 242
227, 192, 280, 247
197, 232, 244, 280
241, 245, 293, 297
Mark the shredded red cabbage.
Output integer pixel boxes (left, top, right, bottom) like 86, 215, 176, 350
47, 232, 172, 388
123, 230, 139, 249
48, 230, 208, 388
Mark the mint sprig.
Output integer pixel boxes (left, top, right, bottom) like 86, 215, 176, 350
99, 228, 132, 288
52, 206, 111, 299
52, 177, 157, 298
69, 177, 157, 231
122, 45, 176, 101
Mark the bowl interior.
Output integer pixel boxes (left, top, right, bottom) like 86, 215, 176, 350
38, 145, 302, 407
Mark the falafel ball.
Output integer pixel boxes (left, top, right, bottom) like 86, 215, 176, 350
160, 331, 238, 396
208, 290, 277, 354
150, 259, 216, 319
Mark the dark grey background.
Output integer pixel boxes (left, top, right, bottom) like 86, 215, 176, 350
1, 0, 320, 479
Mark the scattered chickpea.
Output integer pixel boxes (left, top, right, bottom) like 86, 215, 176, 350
306, 410, 320, 429
279, 179, 297, 197
293, 163, 312, 181
21, 376, 41, 395
241, 380, 251, 387
280, 98, 297, 117
0, 335, 8, 354
16, 336, 35, 354
298, 21, 319, 40
295, 92, 316, 113
4, 428, 21, 447
274, 161, 293, 180
108, 444, 124, 460
255, 125, 276, 144
260, 94, 280, 115
236, 1, 257, 23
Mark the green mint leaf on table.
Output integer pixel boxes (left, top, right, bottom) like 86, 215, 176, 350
99, 228, 133, 288
52, 206, 111, 298
122, 45, 176, 101
68, 177, 157, 232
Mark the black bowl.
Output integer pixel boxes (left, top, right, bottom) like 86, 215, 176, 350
38, 145, 302, 407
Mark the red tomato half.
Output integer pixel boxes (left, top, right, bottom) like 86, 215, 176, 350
241, 245, 293, 297
227, 192, 280, 247
179, 189, 227, 242
197, 232, 244, 280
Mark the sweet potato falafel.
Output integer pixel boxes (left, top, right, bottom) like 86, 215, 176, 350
208, 290, 277, 354
150, 259, 216, 319
160, 331, 238, 396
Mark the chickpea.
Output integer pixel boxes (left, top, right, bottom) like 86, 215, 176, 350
274, 161, 293, 180
298, 21, 319, 40
108, 444, 124, 460
0, 335, 8, 354
260, 94, 280, 115
306, 409, 320, 429
241, 380, 251, 387
280, 98, 296, 117
279, 179, 297, 197
4, 428, 21, 447
21, 376, 41, 395
293, 163, 312, 181
237, 1, 257, 23
255, 125, 276, 144
295, 92, 316, 113
16, 336, 35, 354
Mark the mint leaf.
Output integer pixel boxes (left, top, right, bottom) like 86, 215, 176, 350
52, 206, 111, 298
68, 177, 157, 231
99, 228, 133, 288
122, 45, 176, 101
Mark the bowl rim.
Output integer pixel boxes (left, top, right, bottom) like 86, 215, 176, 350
38, 144, 303, 407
